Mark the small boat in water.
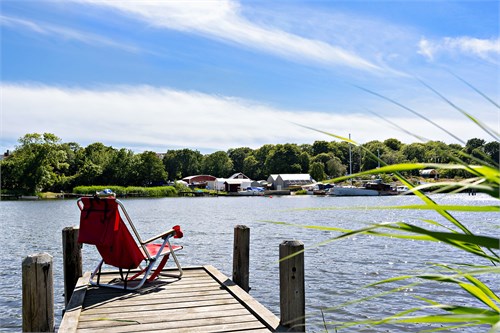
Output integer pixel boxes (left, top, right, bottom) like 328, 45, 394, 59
327, 179, 397, 197
236, 187, 265, 196
327, 185, 379, 196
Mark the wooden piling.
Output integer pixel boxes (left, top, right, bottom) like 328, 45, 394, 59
279, 240, 305, 332
62, 226, 82, 306
22, 253, 54, 332
233, 224, 250, 292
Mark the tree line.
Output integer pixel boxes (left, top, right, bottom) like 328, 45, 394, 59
1, 133, 498, 195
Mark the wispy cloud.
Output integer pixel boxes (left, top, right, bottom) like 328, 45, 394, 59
0, 14, 141, 53
77, 0, 383, 73
1, 83, 491, 152
418, 36, 500, 63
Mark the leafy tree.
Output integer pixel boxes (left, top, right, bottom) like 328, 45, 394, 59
102, 148, 137, 186
402, 143, 426, 162
202, 151, 233, 177
265, 144, 303, 174
330, 141, 351, 169
134, 151, 167, 186
380, 150, 406, 166
484, 141, 499, 164
360, 140, 386, 171
463, 138, 488, 163
309, 162, 326, 181
228, 147, 253, 174
2, 133, 68, 194
242, 155, 260, 180
326, 156, 347, 178
299, 152, 311, 173
384, 138, 403, 151
423, 141, 450, 163
75, 142, 115, 185
298, 143, 313, 155
311, 140, 330, 156
312, 153, 333, 165
253, 144, 275, 178
464, 138, 486, 155
163, 149, 203, 180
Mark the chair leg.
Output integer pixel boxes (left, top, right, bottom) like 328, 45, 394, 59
89, 260, 104, 287
148, 255, 170, 281
158, 249, 183, 278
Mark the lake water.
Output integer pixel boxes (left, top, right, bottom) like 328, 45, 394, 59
0, 194, 498, 332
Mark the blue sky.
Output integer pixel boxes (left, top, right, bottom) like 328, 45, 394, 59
1, 0, 499, 153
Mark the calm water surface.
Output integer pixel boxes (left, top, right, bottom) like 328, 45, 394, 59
1, 194, 498, 332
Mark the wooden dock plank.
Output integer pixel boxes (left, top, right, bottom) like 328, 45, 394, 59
80, 304, 247, 323
60, 266, 280, 332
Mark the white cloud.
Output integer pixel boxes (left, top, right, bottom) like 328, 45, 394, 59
418, 36, 500, 63
1, 83, 493, 153
0, 14, 141, 53
76, 0, 382, 72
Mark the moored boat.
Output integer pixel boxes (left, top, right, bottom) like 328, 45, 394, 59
327, 179, 397, 196
236, 187, 265, 196
327, 185, 379, 196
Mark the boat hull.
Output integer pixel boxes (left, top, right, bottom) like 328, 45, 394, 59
328, 186, 379, 196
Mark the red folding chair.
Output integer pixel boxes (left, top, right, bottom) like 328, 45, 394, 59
77, 196, 183, 290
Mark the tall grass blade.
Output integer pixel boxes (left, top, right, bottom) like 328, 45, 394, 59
352, 84, 465, 144
417, 78, 499, 141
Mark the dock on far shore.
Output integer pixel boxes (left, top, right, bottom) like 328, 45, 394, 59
59, 266, 280, 333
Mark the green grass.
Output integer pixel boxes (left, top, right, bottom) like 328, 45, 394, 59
72, 185, 178, 197
279, 76, 499, 332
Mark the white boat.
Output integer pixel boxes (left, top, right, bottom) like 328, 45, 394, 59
236, 187, 265, 196
396, 185, 414, 195
327, 185, 379, 196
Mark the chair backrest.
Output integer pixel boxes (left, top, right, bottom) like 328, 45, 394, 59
78, 197, 144, 269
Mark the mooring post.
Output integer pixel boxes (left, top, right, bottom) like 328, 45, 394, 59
279, 240, 305, 332
233, 225, 250, 292
22, 253, 54, 332
63, 226, 83, 306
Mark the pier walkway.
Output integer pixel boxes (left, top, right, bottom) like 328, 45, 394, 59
59, 266, 281, 333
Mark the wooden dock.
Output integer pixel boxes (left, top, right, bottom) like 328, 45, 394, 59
59, 266, 281, 333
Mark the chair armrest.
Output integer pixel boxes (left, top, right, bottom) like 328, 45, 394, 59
141, 229, 176, 245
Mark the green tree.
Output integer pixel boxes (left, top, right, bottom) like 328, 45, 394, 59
242, 155, 260, 180
384, 138, 403, 151
423, 141, 450, 163
135, 151, 167, 186
102, 148, 137, 186
228, 147, 253, 174
312, 152, 333, 165
299, 152, 311, 173
309, 162, 326, 181
484, 141, 499, 164
265, 144, 303, 174
75, 142, 115, 185
2, 133, 69, 194
402, 143, 426, 162
311, 140, 330, 156
326, 156, 347, 178
298, 143, 313, 155
380, 150, 406, 166
163, 149, 203, 180
202, 151, 233, 177
464, 138, 487, 162
360, 140, 386, 171
330, 141, 351, 170
253, 144, 275, 178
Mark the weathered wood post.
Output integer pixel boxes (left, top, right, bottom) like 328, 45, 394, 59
233, 225, 250, 292
63, 226, 82, 306
22, 253, 54, 332
279, 240, 305, 332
